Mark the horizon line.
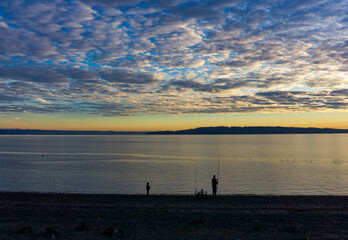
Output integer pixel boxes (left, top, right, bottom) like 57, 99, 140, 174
1, 125, 348, 133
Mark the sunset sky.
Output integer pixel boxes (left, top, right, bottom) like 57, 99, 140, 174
0, 0, 347, 131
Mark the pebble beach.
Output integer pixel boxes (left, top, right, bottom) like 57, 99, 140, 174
0, 192, 347, 239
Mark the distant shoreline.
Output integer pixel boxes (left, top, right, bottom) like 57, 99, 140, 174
1, 126, 348, 135
0, 129, 146, 135
147, 126, 348, 135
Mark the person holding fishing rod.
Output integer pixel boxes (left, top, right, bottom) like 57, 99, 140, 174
212, 154, 220, 197
212, 175, 218, 197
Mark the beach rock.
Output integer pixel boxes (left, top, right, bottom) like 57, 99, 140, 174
44, 227, 58, 238
191, 219, 205, 224
102, 226, 115, 237
19, 226, 33, 234
116, 228, 126, 238
284, 225, 301, 233
253, 225, 261, 232
75, 222, 89, 231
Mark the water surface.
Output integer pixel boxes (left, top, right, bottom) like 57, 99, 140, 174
0, 134, 347, 195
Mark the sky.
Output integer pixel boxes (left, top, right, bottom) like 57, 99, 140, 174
0, 0, 347, 131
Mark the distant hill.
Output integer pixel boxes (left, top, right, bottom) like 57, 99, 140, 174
2, 127, 348, 135
146, 126, 348, 135
0, 129, 145, 135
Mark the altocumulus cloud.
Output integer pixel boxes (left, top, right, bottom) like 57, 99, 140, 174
0, 0, 347, 116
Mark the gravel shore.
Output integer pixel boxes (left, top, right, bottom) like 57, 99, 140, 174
0, 192, 347, 239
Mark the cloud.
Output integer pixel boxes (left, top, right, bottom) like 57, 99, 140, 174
0, 94, 25, 102
256, 91, 307, 105
331, 89, 348, 96
0, 16, 9, 28
0, 66, 69, 83
169, 78, 251, 92
0, 0, 346, 117
79, 0, 141, 7
100, 68, 161, 84
61, 68, 98, 81
0, 66, 70, 84
171, 1, 221, 19
35, 97, 51, 104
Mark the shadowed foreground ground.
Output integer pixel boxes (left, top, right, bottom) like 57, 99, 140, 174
0, 192, 347, 239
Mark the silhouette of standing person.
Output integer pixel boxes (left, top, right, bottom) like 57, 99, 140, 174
212, 175, 218, 197
146, 182, 151, 196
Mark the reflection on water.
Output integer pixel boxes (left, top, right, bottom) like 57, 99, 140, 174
0, 134, 347, 195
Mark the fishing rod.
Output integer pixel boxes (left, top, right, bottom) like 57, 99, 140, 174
194, 168, 197, 194
217, 152, 220, 180
217, 153, 221, 195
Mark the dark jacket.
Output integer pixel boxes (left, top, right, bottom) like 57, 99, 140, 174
212, 177, 218, 188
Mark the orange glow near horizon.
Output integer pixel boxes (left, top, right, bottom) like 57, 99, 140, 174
1, 111, 348, 131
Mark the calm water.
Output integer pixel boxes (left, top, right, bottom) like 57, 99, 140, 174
0, 134, 347, 195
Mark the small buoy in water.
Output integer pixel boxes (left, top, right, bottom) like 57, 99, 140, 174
41, 155, 44, 157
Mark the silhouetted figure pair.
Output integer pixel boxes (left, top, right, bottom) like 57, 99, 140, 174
146, 182, 151, 196
212, 175, 218, 197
